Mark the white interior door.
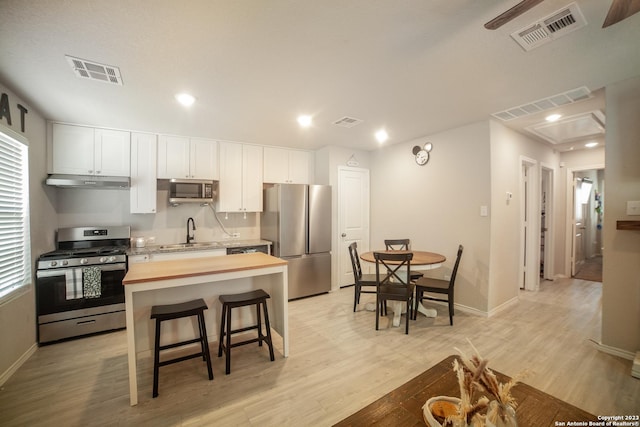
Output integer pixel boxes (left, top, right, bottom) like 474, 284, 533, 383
337, 167, 370, 287
520, 158, 539, 291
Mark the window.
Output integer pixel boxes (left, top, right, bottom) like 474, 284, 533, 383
0, 125, 31, 303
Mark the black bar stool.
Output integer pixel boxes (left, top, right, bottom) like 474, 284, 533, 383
150, 298, 214, 398
217, 289, 275, 374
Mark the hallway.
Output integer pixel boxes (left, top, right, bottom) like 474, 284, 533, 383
574, 255, 603, 282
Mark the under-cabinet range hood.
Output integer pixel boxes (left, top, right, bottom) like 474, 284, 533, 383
45, 174, 130, 189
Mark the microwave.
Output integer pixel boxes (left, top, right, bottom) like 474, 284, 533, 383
169, 179, 215, 205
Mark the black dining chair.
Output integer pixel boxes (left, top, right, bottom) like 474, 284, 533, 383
374, 251, 415, 334
348, 242, 378, 312
384, 239, 424, 282
413, 245, 463, 325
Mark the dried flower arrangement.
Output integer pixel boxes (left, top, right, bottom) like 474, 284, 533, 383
424, 341, 526, 427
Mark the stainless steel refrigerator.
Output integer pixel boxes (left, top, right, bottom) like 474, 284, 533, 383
261, 184, 331, 300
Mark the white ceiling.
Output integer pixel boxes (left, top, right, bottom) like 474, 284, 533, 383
1, 0, 638, 152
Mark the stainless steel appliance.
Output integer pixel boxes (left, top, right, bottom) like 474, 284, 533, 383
168, 179, 215, 206
45, 174, 130, 189
226, 244, 269, 255
261, 184, 331, 299
36, 226, 130, 344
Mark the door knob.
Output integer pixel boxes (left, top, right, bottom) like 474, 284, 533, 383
341, 233, 347, 237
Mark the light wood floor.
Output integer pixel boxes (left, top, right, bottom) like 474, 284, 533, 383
1, 278, 638, 426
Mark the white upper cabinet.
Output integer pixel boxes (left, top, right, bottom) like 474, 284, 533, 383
51, 123, 130, 176
263, 147, 311, 184
95, 129, 132, 176
157, 135, 218, 180
190, 137, 218, 180
130, 133, 157, 214
218, 141, 263, 212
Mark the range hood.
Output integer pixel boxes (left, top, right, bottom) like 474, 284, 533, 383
45, 174, 130, 189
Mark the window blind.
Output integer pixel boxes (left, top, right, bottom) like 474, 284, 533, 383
0, 128, 31, 302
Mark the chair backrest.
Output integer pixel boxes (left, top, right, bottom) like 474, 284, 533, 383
348, 242, 363, 283
384, 239, 411, 251
449, 245, 464, 286
374, 251, 413, 287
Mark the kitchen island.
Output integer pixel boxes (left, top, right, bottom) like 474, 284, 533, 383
123, 252, 288, 406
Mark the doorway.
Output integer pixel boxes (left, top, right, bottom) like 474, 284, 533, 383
540, 164, 554, 282
564, 165, 604, 281
571, 169, 604, 282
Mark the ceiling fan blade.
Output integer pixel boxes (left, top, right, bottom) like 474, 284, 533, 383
602, 0, 640, 28
484, 0, 545, 30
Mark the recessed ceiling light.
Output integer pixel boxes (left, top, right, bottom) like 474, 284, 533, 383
545, 113, 562, 122
175, 93, 195, 107
585, 142, 598, 148
375, 129, 388, 144
297, 115, 312, 127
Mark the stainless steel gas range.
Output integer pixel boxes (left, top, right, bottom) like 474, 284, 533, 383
36, 226, 130, 344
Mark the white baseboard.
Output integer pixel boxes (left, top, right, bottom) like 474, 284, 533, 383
633, 351, 640, 379
0, 342, 37, 387
453, 302, 489, 318
587, 339, 636, 361
487, 297, 519, 317
453, 297, 519, 318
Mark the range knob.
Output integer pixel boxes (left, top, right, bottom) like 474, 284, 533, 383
100, 257, 107, 263
108, 256, 116, 263
50, 261, 57, 267
61, 260, 68, 266
80, 258, 88, 265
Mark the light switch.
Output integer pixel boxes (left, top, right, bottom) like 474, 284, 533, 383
627, 201, 640, 216
480, 206, 488, 217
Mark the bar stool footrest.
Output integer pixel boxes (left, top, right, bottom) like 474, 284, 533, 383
159, 352, 206, 367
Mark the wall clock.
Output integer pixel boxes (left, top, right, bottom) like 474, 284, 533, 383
412, 142, 433, 166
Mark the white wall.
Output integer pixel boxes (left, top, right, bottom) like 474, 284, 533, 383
0, 82, 56, 381
602, 75, 640, 354
488, 121, 559, 309
370, 122, 492, 313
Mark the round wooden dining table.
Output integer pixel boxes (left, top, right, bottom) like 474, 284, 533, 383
359, 250, 447, 326
359, 250, 446, 270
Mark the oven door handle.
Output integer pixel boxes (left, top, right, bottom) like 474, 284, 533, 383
36, 263, 126, 278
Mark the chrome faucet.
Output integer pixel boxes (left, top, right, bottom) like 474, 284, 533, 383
186, 217, 196, 244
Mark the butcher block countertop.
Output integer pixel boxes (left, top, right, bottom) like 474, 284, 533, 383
123, 252, 288, 285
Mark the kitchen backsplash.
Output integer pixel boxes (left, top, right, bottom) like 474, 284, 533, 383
54, 187, 260, 244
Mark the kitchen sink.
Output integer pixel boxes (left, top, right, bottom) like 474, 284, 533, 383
158, 242, 221, 250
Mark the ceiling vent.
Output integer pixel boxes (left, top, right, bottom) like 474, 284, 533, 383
333, 116, 363, 128
511, 2, 587, 51
492, 86, 592, 121
65, 55, 123, 85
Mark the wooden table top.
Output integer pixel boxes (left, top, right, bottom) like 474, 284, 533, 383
360, 250, 446, 266
333, 355, 597, 427
123, 252, 287, 285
